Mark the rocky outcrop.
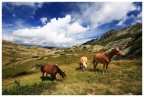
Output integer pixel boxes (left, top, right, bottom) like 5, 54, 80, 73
82, 23, 142, 59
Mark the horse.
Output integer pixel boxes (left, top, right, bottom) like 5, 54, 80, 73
79, 56, 88, 70
41, 64, 67, 81
92, 48, 125, 74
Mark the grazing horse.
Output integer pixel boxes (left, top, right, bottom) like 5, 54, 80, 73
41, 64, 67, 81
79, 56, 88, 70
92, 48, 125, 74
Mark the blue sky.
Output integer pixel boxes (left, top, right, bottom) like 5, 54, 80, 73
2, 2, 142, 47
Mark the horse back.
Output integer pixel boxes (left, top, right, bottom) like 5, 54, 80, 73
41, 64, 58, 74
80, 56, 87, 64
93, 53, 109, 63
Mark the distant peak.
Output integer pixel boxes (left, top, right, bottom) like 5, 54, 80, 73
108, 29, 116, 32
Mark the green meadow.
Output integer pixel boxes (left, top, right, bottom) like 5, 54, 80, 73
2, 50, 142, 95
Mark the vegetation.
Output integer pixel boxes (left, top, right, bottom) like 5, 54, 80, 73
2, 49, 142, 95
2, 23, 142, 95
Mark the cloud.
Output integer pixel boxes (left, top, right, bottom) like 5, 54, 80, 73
116, 11, 142, 26
131, 12, 142, 25
5, 2, 44, 15
40, 17, 48, 24
74, 2, 137, 29
10, 2, 43, 8
2, 2, 142, 47
116, 16, 130, 26
137, 12, 142, 18
3, 15, 89, 47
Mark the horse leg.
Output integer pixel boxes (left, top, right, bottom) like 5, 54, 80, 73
84, 63, 87, 70
105, 64, 109, 73
41, 72, 44, 81
80, 64, 82, 69
51, 74, 56, 80
51, 74, 54, 80
93, 62, 96, 69
95, 62, 98, 69
41, 72, 44, 77
93, 62, 98, 70
83, 62, 87, 70
46, 73, 48, 77
82, 65, 85, 70
103, 64, 106, 74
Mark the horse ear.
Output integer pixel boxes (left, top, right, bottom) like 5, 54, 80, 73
116, 48, 120, 51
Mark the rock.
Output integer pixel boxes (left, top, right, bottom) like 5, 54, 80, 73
90, 45, 104, 52
29, 67, 37, 72
106, 38, 131, 50
124, 93, 133, 95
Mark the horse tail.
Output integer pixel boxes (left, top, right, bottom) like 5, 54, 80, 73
40, 65, 44, 72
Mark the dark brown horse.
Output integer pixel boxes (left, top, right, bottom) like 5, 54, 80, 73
41, 64, 66, 81
92, 48, 125, 74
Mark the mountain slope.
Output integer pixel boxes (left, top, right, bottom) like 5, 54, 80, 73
2, 24, 142, 95
83, 23, 142, 58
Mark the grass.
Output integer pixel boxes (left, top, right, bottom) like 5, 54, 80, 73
2, 41, 142, 95
2, 57, 142, 95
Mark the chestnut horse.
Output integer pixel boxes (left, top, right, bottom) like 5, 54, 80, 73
41, 64, 66, 81
92, 48, 125, 74
79, 56, 88, 70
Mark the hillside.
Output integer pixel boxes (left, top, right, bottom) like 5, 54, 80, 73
82, 23, 142, 59
2, 40, 65, 79
2, 23, 142, 95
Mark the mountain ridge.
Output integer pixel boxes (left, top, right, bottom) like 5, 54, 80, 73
2, 23, 142, 60
82, 23, 142, 59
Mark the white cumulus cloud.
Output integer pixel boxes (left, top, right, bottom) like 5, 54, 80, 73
10, 2, 43, 8
3, 15, 89, 47
3, 2, 141, 47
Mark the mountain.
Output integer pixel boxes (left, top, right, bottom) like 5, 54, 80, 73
2, 23, 142, 65
82, 23, 142, 59
2, 40, 65, 78
2, 24, 142, 95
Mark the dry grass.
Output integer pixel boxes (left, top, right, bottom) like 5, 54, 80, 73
2, 58, 142, 95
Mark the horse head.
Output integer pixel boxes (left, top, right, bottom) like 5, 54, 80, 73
112, 48, 125, 56
61, 71, 67, 81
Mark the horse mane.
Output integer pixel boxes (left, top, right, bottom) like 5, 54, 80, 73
104, 48, 120, 59
55, 65, 64, 75
104, 48, 113, 56
104, 48, 116, 60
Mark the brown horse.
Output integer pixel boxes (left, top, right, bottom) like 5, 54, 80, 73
41, 64, 66, 81
92, 48, 125, 74
79, 56, 88, 70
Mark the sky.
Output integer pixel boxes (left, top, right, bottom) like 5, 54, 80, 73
2, 2, 142, 48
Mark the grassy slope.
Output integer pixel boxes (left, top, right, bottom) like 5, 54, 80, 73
2, 50, 142, 95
